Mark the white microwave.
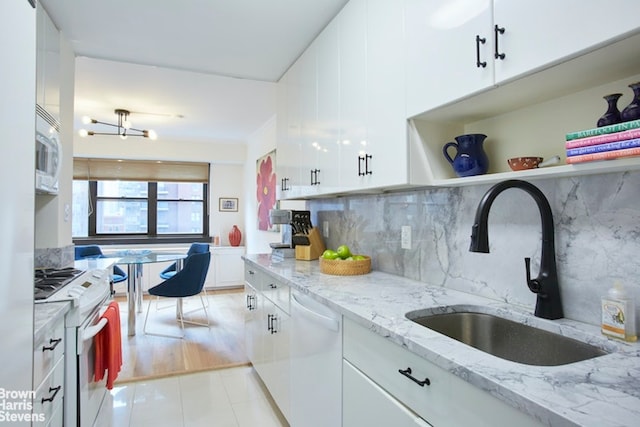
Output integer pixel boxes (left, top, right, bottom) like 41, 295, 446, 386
35, 111, 62, 194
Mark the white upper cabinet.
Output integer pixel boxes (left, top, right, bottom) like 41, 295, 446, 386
363, 0, 409, 189
406, 0, 640, 119
493, 0, 640, 84
315, 19, 341, 195
405, 0, 493, 118
36, 6, 60, 121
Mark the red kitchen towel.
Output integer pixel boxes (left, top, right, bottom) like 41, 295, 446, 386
94, 301, 122, 389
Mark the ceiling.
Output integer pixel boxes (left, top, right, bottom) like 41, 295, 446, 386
40, 0, 349, 143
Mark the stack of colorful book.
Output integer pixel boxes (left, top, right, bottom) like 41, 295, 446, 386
565, 119, 640, 164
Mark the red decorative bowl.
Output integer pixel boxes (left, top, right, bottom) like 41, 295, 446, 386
507, 157, 543, 171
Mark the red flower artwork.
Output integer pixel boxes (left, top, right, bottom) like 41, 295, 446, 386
256, 151, 276, 231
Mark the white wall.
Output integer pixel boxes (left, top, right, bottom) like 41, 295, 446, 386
243, 115, 282, 254
210, 163, 244, 245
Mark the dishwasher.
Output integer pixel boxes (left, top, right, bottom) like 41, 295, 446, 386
290, 289, 342, 427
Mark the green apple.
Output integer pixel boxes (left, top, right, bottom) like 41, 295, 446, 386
336, 245, 352, 259
322, 249, 339, 260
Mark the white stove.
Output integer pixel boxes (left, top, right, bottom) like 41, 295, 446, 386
35, 267, 113, 427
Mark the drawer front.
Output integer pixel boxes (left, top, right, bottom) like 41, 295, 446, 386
343, 359, 432, 427
33, 357, 65, 427
262, 277, 290, 314
244, 263, 263, 291
33, 318, 65, 388
343, 318, 542, 427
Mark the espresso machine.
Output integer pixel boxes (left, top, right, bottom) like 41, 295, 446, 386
269, 209, 313, 259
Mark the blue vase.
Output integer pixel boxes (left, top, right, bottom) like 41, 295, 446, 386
597, 93, 622, 127
442, 134, 489, 177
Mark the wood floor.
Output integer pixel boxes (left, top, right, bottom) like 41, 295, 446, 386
114, 288, 250, 384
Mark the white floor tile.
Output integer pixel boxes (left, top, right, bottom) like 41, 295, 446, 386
97, 366, 289, 427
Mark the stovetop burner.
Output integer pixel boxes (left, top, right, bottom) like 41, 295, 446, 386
34, 267, 85, 301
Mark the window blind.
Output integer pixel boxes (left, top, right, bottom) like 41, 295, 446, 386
73, 158, 210, 183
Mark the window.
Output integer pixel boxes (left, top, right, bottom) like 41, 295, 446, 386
72, 158, 210, 243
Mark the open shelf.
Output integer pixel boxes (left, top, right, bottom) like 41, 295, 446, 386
410, 32, 640, 187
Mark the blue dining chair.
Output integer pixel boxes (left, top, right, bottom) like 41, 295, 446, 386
143, 251, 211, 338
159, 243, 210, 280
74, 244, 128, 284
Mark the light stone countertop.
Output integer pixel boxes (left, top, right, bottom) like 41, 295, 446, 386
34, 301, 71, 344
244, 254, 640, 427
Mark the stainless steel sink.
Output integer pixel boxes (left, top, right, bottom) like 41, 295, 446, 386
406, 310, 609, 366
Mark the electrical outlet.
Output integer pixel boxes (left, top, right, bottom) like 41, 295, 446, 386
401, 226, 411, 249
323, 221, 329, 238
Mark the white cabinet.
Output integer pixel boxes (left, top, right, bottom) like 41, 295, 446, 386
343, 318, 543, 427
243, 264, 291, 422
33, 315, 65, 427
344, 360, 432, 427
405, 0, 640, 118
278, 0, 428, 199
492, 0, 640, 84
337, 0, 367, 191
405, 0, 494, 118
36, 6, 60, 121
210, 246, 245, 288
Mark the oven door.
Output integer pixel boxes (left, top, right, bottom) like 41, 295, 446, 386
77, 302, 111, 427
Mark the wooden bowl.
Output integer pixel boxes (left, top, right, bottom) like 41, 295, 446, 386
319, 255, 371, 276
507, 156, 543, 171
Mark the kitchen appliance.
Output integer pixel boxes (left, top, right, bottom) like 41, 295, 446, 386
269, 209, 314, 259
35, 106, 62, 194
35, 267, 112, 427
290, 290, 342, 427
269, 209, 294, 258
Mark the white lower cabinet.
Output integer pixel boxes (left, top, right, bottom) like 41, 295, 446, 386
343, 318, 543, 427
33, 316, 65, 427
344, 359, 431, 427
244, 266, 291, 422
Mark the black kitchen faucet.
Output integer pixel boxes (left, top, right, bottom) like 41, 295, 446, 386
469, 179, 564, 320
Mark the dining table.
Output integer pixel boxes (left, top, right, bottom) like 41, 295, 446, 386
111, 250, 187, 336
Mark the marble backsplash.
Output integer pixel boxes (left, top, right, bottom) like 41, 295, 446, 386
309, 170, 640, 328
35, 244, 75, 269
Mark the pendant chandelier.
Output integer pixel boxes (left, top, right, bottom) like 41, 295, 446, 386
79, 109, 157, 140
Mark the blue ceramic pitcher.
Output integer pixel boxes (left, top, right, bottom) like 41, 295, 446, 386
442, 134, 489, 177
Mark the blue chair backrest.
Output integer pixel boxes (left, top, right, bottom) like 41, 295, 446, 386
187, 243, 210, 256
75, 245, 104, 260
150, 252, 211, 298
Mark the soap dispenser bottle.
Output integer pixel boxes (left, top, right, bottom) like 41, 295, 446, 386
601, 282, 637, 342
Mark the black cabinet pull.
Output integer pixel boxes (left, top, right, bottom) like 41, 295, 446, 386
494, 25, 505, 60
310, 169, 321, 185
475, 35, 487, 68
267, 314, 278, 334
283, 177, 290, 191
42, 338, 62, 352
41, 385, 61, 404
398, 367, 430, 387
358, 154, 373, 176
246, 294, 256, 310
269, 283, 277, 289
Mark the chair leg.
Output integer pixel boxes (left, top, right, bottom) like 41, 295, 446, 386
179, 294, 210, 328
143, 297, 185, 339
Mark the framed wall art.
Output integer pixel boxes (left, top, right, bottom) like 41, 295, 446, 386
219, 197, 238, 212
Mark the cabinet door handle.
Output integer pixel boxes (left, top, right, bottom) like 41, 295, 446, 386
475, 35, 487, 68
494, 25, 506, 60
269, 283, 277, 289
398, 367, 430, 387
42, 338, 62, 352
267, 313, 278, 334
246, 294, 256, 310
41, 385, 61, 404
358, 154, 373, 176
